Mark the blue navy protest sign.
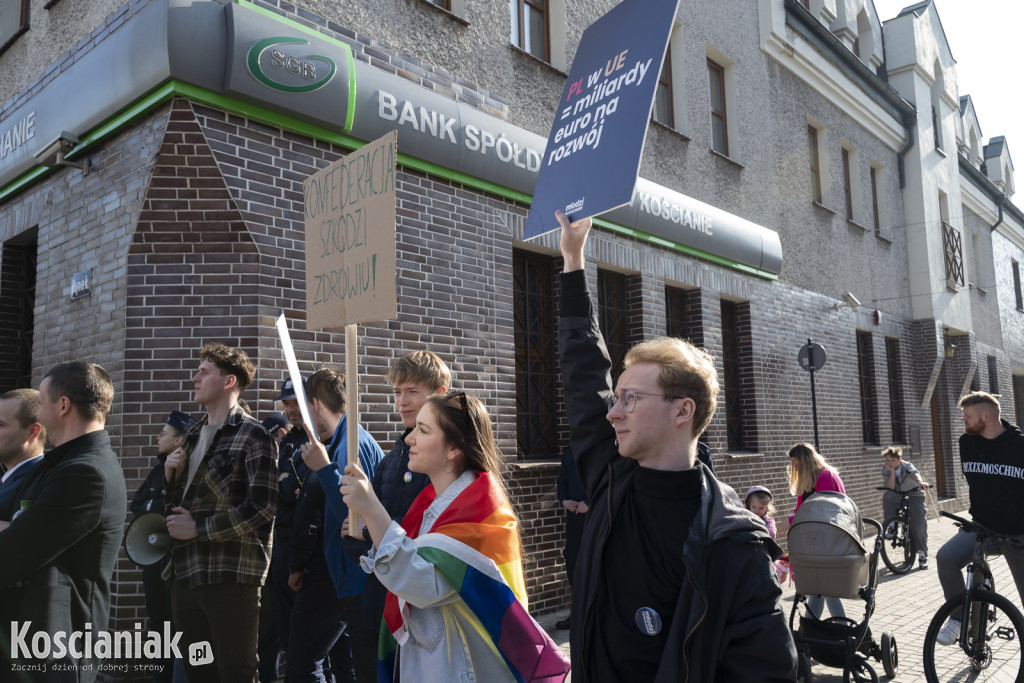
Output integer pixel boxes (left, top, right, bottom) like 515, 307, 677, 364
524, 0, 680, 240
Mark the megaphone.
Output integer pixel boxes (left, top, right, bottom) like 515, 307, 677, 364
125, 512, 172, 566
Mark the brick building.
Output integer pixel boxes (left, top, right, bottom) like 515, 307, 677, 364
1, 0, 1023, 654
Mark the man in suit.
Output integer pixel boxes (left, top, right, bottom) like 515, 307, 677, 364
0, 362, 128, 682
0, 388, 46, 516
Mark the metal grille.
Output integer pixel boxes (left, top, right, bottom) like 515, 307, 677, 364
512, 250, 558, 458
988, 356, 999, 395
857, 331, 879, 445
598, 269, 628, 382
721, 300, 746, 449
942, 221, 965, 289
885, 337, 906, 443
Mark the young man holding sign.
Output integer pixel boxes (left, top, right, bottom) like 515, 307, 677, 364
555, 211, 797, 682
298, 367, 384, 682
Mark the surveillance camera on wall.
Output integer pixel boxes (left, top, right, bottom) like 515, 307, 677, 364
34, 132, 80, 167
841, 291, 860, 309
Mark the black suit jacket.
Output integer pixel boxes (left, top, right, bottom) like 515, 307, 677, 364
0, 456, 44, 519
0, 431, 127, 682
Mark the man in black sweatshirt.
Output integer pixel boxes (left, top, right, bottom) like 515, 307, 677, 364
936, 391, 1024, 645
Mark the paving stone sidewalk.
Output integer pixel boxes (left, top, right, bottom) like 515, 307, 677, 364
537, 514, 1024, 682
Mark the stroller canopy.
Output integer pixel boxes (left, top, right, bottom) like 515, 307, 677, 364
788, 491, 870, 598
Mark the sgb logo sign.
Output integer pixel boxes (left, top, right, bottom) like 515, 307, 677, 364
247, 37, 337, 93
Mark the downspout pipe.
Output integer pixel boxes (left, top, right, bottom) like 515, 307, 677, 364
990, 195, 1005, 232
898, 117, 916, 189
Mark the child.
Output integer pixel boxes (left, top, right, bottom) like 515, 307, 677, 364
744, 485, 777, 538
745, 486, 788, 583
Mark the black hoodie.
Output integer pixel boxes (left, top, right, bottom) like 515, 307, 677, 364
960, 419, 1024, 533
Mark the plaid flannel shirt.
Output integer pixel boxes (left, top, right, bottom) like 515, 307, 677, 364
169, 403, 279, 588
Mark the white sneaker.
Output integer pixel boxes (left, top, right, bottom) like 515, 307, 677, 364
918, 553, 928, 569
936, 618, 960, 645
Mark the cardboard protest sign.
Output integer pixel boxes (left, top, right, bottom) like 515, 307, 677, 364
524, 0, 679, 239
303, 130, 398, 329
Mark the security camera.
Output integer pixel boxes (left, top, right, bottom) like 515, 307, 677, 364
841, 291, 860, 309
34, 132, 88, 175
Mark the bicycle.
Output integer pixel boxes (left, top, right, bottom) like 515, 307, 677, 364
922, 511, 1024, 683
875, 486, 918, 575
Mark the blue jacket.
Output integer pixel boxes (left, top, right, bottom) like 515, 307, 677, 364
315, 415, 384, 598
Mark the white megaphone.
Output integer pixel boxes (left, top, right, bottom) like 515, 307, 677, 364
125, 512, 172, 566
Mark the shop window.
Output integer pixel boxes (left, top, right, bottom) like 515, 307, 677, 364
721, 299, 757, 451
857, 330, 879, 445
0, 1, 29, 56
512, 249, 559, 459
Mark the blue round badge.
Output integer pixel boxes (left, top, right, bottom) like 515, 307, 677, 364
403, 471, 413, 484
635, 607, 662, 636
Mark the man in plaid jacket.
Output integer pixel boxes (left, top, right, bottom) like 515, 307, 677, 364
165, 343, 279, 682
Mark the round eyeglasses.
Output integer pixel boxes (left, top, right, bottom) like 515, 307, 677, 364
605, 389, 683, 413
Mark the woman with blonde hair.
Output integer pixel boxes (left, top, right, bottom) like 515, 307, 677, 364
787, 441, 847, 620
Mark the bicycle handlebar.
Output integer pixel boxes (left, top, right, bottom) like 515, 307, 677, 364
940, 510, 1024, 548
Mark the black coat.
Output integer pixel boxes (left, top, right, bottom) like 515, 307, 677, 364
558, 270, 797, 683
0, 431, 127, 683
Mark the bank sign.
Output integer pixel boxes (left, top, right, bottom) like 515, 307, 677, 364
0, 0, 782, 277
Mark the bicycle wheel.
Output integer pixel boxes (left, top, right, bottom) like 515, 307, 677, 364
880, 515, 917, 574
923, 590, 1024, 683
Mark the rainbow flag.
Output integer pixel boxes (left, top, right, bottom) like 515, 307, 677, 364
378, 471, 570, 683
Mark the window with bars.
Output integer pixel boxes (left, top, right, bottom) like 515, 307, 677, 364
1013, 260, 1023, 311
942, 221, 965, 290
510, 0, 549, 62
721, 299, 757, 451
598, 269, 629, 382
512, 249, 559, 458
1, 1, 29, 55
808, 125, 822, 204
653, 45, 674, 128
708, 59, 728, 156
0, 234, 37, 392
666, 286, 703, 347
988, 356, 999, 395
885, 337, 906, 444
857, 331, 879, 445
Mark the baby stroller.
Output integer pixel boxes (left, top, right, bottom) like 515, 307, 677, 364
788, 491, 899, 682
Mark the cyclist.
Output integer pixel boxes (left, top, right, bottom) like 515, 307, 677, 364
880, 445, 930, 569
935, 391, 1024, 645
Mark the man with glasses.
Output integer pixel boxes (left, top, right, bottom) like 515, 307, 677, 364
555, 211, 796, 682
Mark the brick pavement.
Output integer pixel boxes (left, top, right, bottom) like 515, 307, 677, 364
537, 514, 1024, 682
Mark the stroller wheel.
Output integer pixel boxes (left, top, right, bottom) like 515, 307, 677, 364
844, 653, 879, 683
880, 632, 898, 677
